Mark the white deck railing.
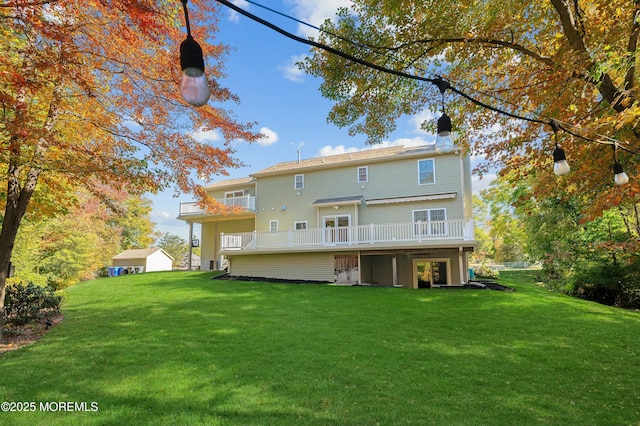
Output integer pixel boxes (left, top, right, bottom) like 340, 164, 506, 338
179, 195, 256, 216
220, 219, 474, 251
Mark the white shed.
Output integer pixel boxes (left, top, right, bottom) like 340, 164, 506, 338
111, 248, 174, 274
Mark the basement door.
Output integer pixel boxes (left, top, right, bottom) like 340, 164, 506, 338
413, 259, 450, 288
335, 255, 359, 284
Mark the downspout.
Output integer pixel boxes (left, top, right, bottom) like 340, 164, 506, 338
213, 222, 218, 270
188, 221, 193, 271
459, 246, 465, 284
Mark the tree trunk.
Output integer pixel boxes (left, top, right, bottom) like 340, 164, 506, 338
0, 167, 41, 343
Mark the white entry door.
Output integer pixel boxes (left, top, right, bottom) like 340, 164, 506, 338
323, 215, 350, 244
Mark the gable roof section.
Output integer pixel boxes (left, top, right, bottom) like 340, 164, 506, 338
112, 247, 174, 261
252, 144, 443, 177
204, 176, 255, 190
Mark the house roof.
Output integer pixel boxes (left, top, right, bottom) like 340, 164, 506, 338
205, 176, 254, 190
252, 144, 445, 177
112, 247, 174, 261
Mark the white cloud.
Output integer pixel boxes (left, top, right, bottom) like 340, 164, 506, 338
192, 127, 221, 143
410, 110, 438, 134
256, 127, 279, 146
285, 0, 352, 37
316, 144, 361, 157
315, 137, 433, 157
279, 54, 308, 83
379, 136, 435, 148
472, 173, 497, 195
228, 0, 250, 23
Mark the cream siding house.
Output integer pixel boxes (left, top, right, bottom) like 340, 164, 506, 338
178, 144, 475, 288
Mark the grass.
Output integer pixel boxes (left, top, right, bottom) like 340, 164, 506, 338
1, 270, 640, 425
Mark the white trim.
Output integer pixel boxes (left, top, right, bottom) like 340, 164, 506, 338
412, 208, 447, 237
417, 158, 435, 185
294, 174, 304, 190
294, 221, 308, 230
225, 190, 245, 198
322, 214, 351, 245
269, 220, 278, 233
366, 192, 456, 205
357, 166, 368, 183
412, 258, 451, 288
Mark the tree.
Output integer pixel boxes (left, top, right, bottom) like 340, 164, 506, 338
302, 0, 640, 219
0, 2, 260, 340
469, 195, 494, 263
108, 196, 158, 251
156, 232, 188, 269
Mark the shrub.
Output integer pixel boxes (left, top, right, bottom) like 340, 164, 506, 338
567, 261, 640, 309
4, 282, 63, 326
474, 264, 500, 279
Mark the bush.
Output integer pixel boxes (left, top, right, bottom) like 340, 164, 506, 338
474, 264, 500, 279
4, 282, 63, 326
567, 261, 640, 309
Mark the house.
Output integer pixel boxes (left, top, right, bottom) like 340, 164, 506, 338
178, 144, 475, 288
179, 253, 201, 270
111, 247, 174, 274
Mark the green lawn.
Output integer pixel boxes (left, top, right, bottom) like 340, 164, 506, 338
1, 270, 639, 425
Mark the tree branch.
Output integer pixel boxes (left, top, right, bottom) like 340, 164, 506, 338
624, 1, 640, 91
386, 36, 556, 68
550, 0, 629, 112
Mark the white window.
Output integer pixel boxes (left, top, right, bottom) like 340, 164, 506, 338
225, 190, 245, 198
413, 209, 447, 236
294, 221, 308, 230
294, 174, 304, 190
270, 220, 278, 233
417, 159, 435, 185
357, 166, 368, 183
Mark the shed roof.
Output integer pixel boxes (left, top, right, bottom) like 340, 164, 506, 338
112, 247, 174, 261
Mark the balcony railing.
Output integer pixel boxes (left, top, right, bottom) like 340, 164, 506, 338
220, 219, 474, 252
179, 195, 256, 216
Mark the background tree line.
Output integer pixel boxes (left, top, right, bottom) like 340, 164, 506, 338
7, 189, 192, 289
473, 175, 640, 309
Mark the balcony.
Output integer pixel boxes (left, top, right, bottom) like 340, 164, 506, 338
179, 195, 256, 216
220, 219, 474, 253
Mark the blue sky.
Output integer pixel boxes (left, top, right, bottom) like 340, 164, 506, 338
149, 0, 494, 240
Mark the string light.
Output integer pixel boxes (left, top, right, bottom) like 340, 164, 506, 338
550, 122, 570, 176
433, 78, 454, 153
179, 0, 210, 106
210, 0, 637, 184
613, 144, 629, 185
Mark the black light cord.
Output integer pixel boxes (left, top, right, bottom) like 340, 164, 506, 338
212, 0, 638, 156
181, 0, 192, 37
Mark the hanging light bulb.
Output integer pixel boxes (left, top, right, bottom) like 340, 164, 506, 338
552, 145, 570, 176
180, 35, 210, 106
613, 162, 629, 185
435, 112, 454, 153
549, 121, 570, 176
612, 143, 629, 185
553, 146, 570, 175
433, 77, 454, 153
179, 0, 210, 107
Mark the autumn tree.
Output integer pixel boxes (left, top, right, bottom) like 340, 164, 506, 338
108, 195, 158, 251
0, 1, 260, 340
302, 0, 640, 218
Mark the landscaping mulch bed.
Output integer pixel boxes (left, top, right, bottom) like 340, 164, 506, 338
0, 313, 64, 354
